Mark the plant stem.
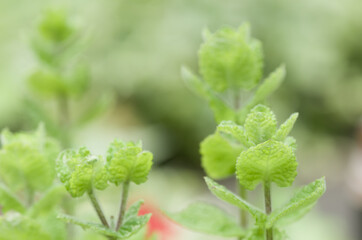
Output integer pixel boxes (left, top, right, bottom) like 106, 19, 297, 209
264, 181, 273, 240
116, 181, 130, 231
238, 182, 248, 228
233, 90, 248, 238
87, 189, 110, 228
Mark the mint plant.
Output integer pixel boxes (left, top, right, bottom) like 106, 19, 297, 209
181, 23, 286, 230
168, 24, 326, 239
0, 125, 68, 240
168, 105, 326, 239
27, 9, 110, 146
56, 140, 154, 240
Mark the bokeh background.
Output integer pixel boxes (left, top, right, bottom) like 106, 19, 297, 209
1, 0, 362, 239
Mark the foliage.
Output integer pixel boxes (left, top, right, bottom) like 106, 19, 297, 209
0, 126, 67, 240
171, 23, 326, 240
26, 9, 112, 146
56, 140, 153, 239
182, 23, 285, 124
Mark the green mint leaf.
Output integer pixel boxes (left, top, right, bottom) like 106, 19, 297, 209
124, 200, 144, 220
106, 140, 153, 185
266, 177, 326, 228
199, 24, 263, 92
0, 184, 26, 214
119, 213, 151, 239
217, 121, 252, 148
166, 202, 245, 237
200, 134, 243, 179
27, 185, 66, 217
181, 66, 235, 123
56, 147, 109, 197
284, 136, 297, 152
0, 126, 60, 192
273, 113, 299, 141
204, 177, 265, 221
0, 212, 51, 240
39, 9, 74, 43
236, 140, 298, 190
244, 105, 277, 145
237, 65, 286, 124
58, 211, 151, 239
27, 70, 66, 98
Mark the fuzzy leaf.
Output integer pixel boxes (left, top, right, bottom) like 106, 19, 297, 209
199, 24, 263, 92
205, 177, 265, 220
56, 147, 108, 197
237, 65, 286, 124
107, 140, 153, 185
273, 113, 299, 141
0, 212, 51, 240
59, 211, 150, 239
266, 177, 326, 228
0, 184, 26, 214
167, 202, 244, 237
0, 125, 60, 192
200, 134, 243, 179
284, 136, 297, 152
181, 67, 235, 123
27, 185, 66, 217
236, 140, 298, 190
244, 105, 277, 145
217, 121, 252, 148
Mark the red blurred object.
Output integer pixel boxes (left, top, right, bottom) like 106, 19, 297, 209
138, 202, 176, 240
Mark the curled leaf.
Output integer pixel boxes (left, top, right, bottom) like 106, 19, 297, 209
56, 147, 108, 198
107, 140, 153, 185
199, 24, 263, 92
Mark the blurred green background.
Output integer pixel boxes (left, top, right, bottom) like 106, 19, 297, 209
1, 0, 362, 239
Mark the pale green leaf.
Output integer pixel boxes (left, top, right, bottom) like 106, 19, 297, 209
0, 184, 26, 214
181, 66, 235, 123
199, 24, 263, 92
58, 212, 150, 239
284, 136, 297, 152
266, 177, 326, 228
107, 140, 153, 185
237, 65, 286, 124
244, 105, 277, 145
236, 140, 298, 190
0, 126, 60, 192
217, 121, 252, 148
166, 202, 244, 237
273, 113, 299, 141
0, 212, 51, 240
205, 177, 265, 220
56, 147, 108, 197
200, 134, 243, 179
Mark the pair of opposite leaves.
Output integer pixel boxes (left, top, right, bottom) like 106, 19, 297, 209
56, 140, 153, 198
201, 104, 298, 190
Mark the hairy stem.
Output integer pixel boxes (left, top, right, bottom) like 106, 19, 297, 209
264, 181, 273, 240
238, 182, 248, 229
116, 181, 130, 230
87, 189, 109, 228
234, 90, 248, 238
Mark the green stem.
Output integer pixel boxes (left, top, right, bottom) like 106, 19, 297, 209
116, 181, 130, 231
238, 182, 248, 228
234, 90, 248, 239
264, 181, 273, 240
87, 189, 109, 228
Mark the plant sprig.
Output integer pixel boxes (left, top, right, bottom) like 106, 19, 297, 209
56, 140, 154, 239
